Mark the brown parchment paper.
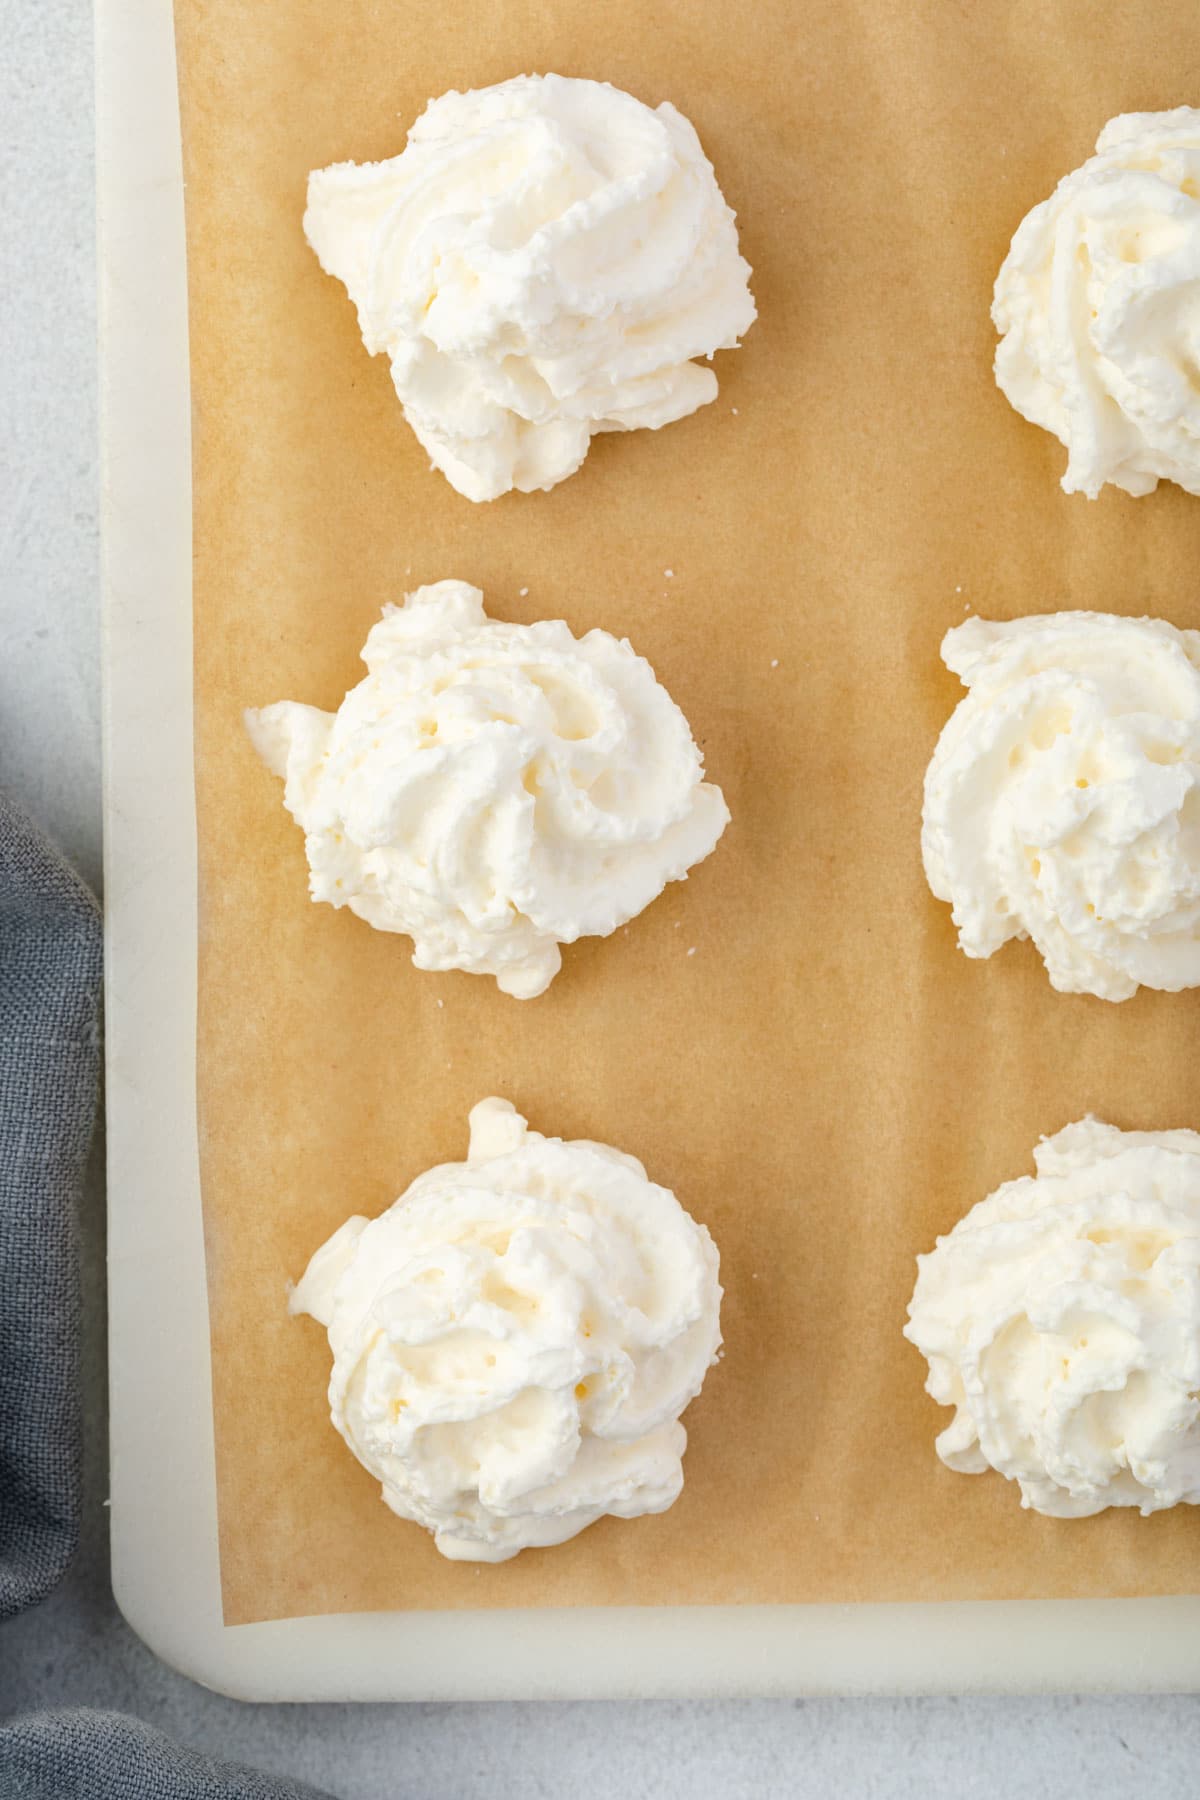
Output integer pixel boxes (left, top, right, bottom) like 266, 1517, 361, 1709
177, 0, 1200, 1625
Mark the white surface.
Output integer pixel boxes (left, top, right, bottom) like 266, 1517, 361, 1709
97, 0, 1200, 1704
0, 0, 100, 893
2, 0, 1198, 1785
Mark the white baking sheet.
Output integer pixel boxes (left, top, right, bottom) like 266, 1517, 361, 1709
99, 0, 1200, 1698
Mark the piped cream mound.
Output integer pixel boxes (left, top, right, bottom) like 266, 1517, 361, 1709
993, 108, 1200, 499
922, 611, 1200, 1001
305, 72, 756, 502
905, 1119, 1200, 1518
290, 1098, 723, 1562
245, 580, 728, 997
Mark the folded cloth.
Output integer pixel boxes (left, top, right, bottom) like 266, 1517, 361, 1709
0, 1710, 328, 1800
0, 796, 101, 1620
0, 798, 334, 1799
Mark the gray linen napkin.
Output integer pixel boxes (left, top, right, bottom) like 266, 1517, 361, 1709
0, 794, 100, 1620
1, 1711, 326, 1800
0, 797, 332, 1799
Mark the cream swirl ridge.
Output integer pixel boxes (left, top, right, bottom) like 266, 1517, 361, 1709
922, 611, 1200, 1001
905, 1119, 1200, 1518
993, 108, 1200, 499
245, 580, 729, 997
290, 1097, 724, 1562
305, 73, 756, 501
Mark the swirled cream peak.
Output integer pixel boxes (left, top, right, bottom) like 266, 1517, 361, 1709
906, 1118, 1200, 1518
993, 108, 1200, 499
290, 1097, 723, 1562
304, 73, 756, 502
922, 611, 1200, 1001
244, 580, 729, 997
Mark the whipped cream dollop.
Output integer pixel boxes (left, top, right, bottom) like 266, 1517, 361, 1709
906, 1118, 1200, 1518
290, 1097, 723, 1561
922, 611, 1200, 1001
993, 108, 1200, 499
245, 579, 729, 997
304, 73, 756, 502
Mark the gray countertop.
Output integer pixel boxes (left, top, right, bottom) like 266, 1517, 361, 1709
2, 3, 1198, 1793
